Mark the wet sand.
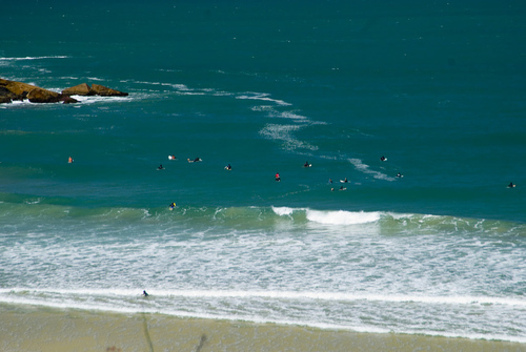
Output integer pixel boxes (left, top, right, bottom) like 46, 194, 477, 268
0, 305, 524, 352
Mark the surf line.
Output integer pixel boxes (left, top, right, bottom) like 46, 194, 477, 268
130, 290, 526, 307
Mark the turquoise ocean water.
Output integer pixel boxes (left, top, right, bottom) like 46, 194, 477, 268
1, 0, 526, 342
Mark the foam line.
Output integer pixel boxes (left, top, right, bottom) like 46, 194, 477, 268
0, 56, 69, 61
3, 288, 524, 307
349, 158, 395, 181
236, 93, 292, 106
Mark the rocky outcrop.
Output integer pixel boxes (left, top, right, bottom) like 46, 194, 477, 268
0, 78, 128, 104
0, 85, 19, 103
88, 84, 128, 97
26, 87, 62, 103
0, 78, 36, 98
61, 83, 128, 97
61, 83, 91, 96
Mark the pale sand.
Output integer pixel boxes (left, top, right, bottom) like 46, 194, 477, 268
0, 305, 524, 352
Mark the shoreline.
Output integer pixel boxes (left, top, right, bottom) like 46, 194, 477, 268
1, 304, 524, 352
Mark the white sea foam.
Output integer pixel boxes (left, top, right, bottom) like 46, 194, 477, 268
3, 288, 526, 308
259, 124, 318, 151
348, 158, 395, 181
271, 207, 383, 226
71, 95, 134, 104
271, 110, 308, 121
2, 288, 525, 342
236, 92, 292, 106
271, 206, 298, 216
306, 209, 381, 225
0, 56, 69, 61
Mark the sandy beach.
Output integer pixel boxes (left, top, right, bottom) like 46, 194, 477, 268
1, 304, 524, 352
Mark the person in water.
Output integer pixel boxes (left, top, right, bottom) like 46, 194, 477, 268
169, 202, 176, 209
275, 173, 281, 182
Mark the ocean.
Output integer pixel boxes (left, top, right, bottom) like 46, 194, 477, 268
1, 0, 526, 345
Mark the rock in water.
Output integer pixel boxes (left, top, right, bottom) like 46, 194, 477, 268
62, 83, 91, 96
89, 84, 128, 96
26, 87, 61, 103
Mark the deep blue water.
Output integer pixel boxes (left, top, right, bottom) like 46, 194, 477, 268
1, 0, 526, 342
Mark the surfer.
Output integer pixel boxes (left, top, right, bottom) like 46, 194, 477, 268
508, 182, 516, 188
188, 157, 202, 163
380, 156, 387, 162
328, 179, 333, 184
339, 186, 346, 191
275, 173, 281, 182
68, 156, 74, 163
169, 202, 176, 210
168, 155, 176, 160
397, 173, 404, 178
143, 290, 149, 297
158, 164, 164, 170
225, 164, 232, 171
341, 178, 348, 183
304, 161, 311, 168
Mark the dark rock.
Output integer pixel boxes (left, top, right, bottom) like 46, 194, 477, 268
27, 87, 61, 103
0, 78, 37, 98
61, 96, 79, 104
89, 84, 128, 97
0, 95, 12, 104
62, 83, 91, 96
0, 78, 128, 104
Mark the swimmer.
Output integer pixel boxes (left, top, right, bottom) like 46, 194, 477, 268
275, 173, 281, 182
328, 179, 333, 184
